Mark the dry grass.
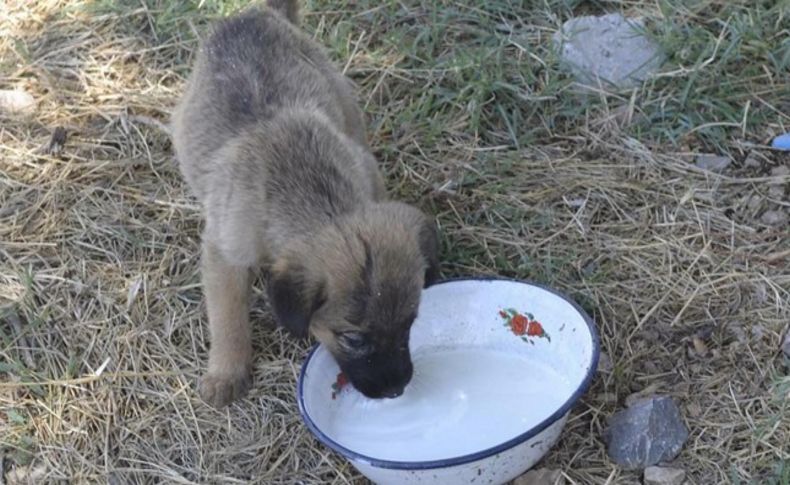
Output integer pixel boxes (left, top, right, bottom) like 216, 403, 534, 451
1, 0, 789, 484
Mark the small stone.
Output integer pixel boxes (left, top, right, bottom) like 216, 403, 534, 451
602, 392, 619, 405
644, 466, 686, 485
552, 13, 665, 89
639, 329, 660, 342
108, 472, 126, 485
768, 165, 790, 191
761, 210, 788, 226
7, 465, 47, 485
753, 283, 768, 304
744, 152, 762, 168
769, 165, 790, 181
686, 402, 703, 418
694, 154, 732, 172
782, 329, 790, 359
691, 335, 709, 356
746, 194, 763, 212
603, 395, 689, 469
597, 351, 613, 373
513, 468, 563, 485
643, 360, 659, 374
768, 185, 785, 200
0, 89, 36, 114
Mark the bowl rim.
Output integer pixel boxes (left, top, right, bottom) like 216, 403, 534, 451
296, 276, 600, 470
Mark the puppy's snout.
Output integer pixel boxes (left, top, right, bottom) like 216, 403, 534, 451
343, 352, 413, 399
382, 357, 413, 398
381, 384, 405, 399
358, 377, 407, 399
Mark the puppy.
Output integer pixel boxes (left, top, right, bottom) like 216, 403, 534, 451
171, 0, 439, 408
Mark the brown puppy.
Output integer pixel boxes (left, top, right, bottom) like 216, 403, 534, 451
171, 0, 439, 408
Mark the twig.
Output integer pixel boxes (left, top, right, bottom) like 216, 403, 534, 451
0, 371, 181, 389
127, 114, 172, 137
759, 248, 790, 263
7, 311, 35, 369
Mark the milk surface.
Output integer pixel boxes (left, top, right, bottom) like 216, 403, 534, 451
327, 348, 570, 461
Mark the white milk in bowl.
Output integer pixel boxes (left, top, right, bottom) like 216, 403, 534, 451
326, 347, 571, 462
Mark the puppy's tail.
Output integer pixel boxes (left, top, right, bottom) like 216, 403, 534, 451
268, 0, 299, 24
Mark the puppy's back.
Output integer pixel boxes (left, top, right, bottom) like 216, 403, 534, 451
192, 5, 323, 127
172, 3, 354, 196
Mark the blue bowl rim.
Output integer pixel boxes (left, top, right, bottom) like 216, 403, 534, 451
296, 276, 600, 471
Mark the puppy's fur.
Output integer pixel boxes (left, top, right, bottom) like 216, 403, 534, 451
171, 0, 439, 407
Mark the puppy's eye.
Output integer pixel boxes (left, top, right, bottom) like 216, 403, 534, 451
339, 332, 370, 353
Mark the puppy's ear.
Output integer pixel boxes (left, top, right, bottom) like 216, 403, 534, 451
417, 217, 440, 287
267, 260, 326, 338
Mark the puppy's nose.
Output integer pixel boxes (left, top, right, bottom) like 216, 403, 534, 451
382, 385, 405, 399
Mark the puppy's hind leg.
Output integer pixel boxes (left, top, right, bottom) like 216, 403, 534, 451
198, 240, 253, 408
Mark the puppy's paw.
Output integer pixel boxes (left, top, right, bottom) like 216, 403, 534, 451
199, 369, 252, 408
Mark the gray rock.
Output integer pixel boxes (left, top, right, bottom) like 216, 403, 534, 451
644, 466, 686, 485
0, 89, 36, 114
694, 154, 731, 172
553, 13, 664, 89
603, 395, 689, 469
782, 328, 790, 359
761, 210, 789, 226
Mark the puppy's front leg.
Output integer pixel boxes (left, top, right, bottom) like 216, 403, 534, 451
198, 241, 253, 408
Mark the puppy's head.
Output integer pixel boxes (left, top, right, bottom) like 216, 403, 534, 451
268, 202, 439, 398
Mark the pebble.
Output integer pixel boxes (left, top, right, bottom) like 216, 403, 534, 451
761, 210, 789, 226
597, 351, 613, 374
744, 152, 762, 168
727, 321, 748, 344
746, 194, 763, 212
694, 154, 731, 172
770, 165, 790, 179
686, 402, 703, 418
644, 466, 686, 485
691, 335, 709, 356
768, 185, 785, 199
604, 395, 689, 470
0, 89, 36, 114
7, 465, 48, 485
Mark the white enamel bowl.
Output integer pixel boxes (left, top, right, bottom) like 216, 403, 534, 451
297, 278, 599, 484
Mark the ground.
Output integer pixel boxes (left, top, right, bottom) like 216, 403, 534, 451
1, 0, 788, 484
